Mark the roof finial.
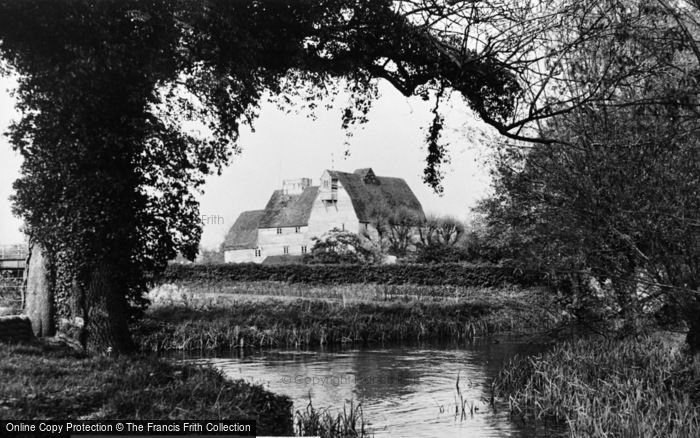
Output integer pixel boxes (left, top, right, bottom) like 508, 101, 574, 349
278, 159, 282, 188
331, 152, 335, 170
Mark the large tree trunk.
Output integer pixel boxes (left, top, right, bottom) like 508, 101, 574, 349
81, 258, 135, 353
23, 242, 54, 337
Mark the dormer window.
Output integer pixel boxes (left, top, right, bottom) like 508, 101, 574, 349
363, 169, 378, 184
320, 175, 338, 202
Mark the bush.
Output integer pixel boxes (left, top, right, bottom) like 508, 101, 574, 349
157, 263, 543, 287
414, 245, 470, 264
304, 228, 377, 264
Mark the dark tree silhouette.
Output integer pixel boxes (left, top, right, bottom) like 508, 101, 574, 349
480, 0, 700, 351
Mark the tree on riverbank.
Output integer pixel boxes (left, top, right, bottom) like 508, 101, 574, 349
415, 216, 467, 263
480, 0, 700, 351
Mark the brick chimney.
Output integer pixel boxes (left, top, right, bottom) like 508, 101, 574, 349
282, 178, 311, 195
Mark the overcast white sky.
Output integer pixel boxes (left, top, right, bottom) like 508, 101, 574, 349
0, 76, 495, 250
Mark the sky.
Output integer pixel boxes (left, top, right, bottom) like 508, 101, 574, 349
0, 76, 495, 250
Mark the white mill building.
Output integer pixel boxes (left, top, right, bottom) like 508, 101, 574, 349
222, 168, 425, 263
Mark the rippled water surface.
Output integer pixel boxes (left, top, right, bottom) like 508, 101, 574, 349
182, 338, 561, 437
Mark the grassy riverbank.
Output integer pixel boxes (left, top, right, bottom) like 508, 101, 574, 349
492, 333, 700, 437
134, 283, 558, 351
0, 340, 293, 435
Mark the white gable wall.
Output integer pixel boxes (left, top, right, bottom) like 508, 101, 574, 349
307, 180, 360, 239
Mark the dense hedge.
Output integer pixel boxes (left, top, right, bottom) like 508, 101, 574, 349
158, 263, 543, 287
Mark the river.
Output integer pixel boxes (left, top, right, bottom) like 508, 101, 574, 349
180, 336, 562, 437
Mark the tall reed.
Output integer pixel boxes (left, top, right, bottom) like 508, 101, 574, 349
294, 396, 370, 438
492, 334, 700, 437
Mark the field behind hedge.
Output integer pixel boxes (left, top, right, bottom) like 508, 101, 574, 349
159, 263, 543, 288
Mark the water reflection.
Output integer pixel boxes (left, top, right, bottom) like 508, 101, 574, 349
181, 338, 561, 437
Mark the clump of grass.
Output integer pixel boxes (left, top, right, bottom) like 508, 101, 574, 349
0, 341, 293, 435
294, 396, 369, 438
492, 334, 700, 437
134, 291, 558, 351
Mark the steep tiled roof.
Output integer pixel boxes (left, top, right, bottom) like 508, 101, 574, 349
328, 170, 425, 222
222, 210, 264, 250
258, 186, 319, 228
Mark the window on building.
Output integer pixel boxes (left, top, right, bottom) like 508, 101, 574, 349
254, 248, 261, 257
276, 228, 282, 234
301, 246, 307, 254
283, 246, 289, 254
364, 223, 369, 230
295, 226, 300, 233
